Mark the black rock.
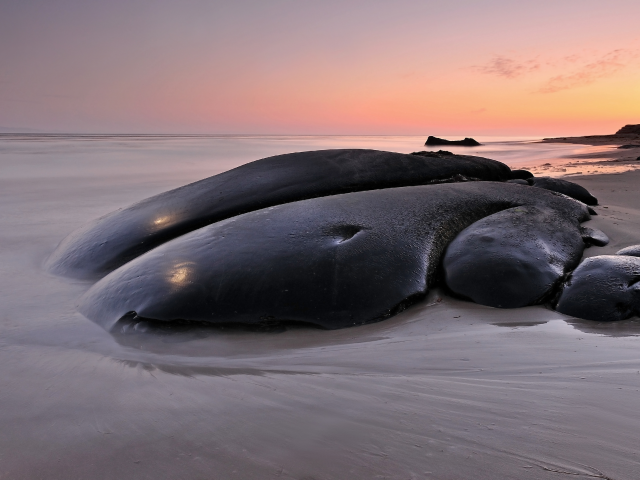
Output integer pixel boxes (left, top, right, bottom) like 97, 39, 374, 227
507, 179, 529, 185
617, 144, 640, 149
510, 169, 534, 179
443, 204, 593, 309
527, 177, 598, 205
46, 149, 511, 279
78, 182, 591, 330
411, 150, 453, 156
616, 245, 640, 257
556, 256, 640, 321
425, 136, 482, 147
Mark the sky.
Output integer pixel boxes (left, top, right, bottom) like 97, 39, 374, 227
1, 0, 640, 136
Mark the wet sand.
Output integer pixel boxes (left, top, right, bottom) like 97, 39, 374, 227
541, 133, 640, 146
1, 137, 640, 479
534, 134, 640, 177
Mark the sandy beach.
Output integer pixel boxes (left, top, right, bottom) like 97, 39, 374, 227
533, 131, 640, 177
1, 135, 640, 479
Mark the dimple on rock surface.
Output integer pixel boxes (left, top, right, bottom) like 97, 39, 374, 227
424, 136, 482, 147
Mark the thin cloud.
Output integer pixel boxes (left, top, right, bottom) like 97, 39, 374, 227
472, 55, 540, 79
538, 49, 637, 93
472, 49, 639, 94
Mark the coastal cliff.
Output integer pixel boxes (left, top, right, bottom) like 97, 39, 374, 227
542, 124, 640, 145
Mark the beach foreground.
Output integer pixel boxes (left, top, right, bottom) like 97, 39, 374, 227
1, 136, 640, 479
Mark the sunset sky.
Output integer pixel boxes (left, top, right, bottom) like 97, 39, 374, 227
1, 0, 639, 135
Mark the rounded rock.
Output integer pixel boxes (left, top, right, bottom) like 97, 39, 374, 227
616, 245, 640, 257
528, 177, 598, 205
556, 255, 640, 321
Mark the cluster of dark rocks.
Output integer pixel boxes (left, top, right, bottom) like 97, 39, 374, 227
47, 146, 638, 331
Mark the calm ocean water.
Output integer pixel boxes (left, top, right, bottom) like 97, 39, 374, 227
0, 133, 624, 183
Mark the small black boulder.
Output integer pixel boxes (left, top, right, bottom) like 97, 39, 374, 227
425, 136, 482, 147
510, 169, 534, 180
527, 177, 598, 205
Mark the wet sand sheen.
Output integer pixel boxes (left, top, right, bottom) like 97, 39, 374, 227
1, 136, 640, 479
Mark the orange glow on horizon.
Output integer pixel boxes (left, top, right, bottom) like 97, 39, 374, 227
1, 2, 640, 135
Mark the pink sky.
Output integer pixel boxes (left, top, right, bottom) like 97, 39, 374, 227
1, 0, 639, 135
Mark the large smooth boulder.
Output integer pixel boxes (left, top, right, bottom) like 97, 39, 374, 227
78, 182, 591, 331
47, 149, 511, 279
425, 136, 482, 147
442, 205, 599, 308
616, 245, 640, 257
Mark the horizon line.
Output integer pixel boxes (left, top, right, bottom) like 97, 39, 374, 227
0, 132, 547, 138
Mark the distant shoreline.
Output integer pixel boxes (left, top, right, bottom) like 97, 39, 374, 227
541, 124, 640, 146
540, 134, 640, 146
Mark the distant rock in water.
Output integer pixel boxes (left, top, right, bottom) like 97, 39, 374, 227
617, 144, 640, 149
425, 136, 482, 147
615, 124, 640, 135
